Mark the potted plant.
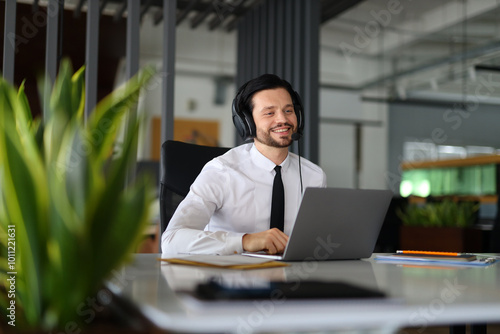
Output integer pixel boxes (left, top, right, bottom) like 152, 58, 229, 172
0, 60, 156, 331
397, 199, 482, 252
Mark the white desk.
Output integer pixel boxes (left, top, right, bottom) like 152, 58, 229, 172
115, 254, 500, 333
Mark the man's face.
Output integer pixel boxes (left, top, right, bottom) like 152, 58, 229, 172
251, 88, 297, 148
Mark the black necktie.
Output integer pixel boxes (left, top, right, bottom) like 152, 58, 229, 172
270, 165, 285, 231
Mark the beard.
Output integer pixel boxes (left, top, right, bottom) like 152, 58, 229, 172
254, 124, 294, 148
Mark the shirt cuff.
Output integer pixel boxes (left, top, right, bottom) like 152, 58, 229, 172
224, 232, 246, 254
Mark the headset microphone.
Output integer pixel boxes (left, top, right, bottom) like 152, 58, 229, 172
291, 132, 302, 141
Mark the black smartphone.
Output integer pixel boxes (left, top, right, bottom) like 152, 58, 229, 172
194, 280, 385, 301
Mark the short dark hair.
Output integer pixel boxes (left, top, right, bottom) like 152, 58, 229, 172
236, 74, 296, 116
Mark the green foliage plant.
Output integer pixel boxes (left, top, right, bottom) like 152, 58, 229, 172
397, 199, 479, 228
0, 60, 156, 331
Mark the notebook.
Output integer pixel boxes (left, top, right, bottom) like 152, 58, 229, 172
243, 187, 393, 261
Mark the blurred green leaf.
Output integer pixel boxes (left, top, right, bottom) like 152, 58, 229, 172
0, 79, 48, 326
0, 61, 156, 330
87, 66, 155, 163
17, 80, 33, 127
71, 65, 86, 120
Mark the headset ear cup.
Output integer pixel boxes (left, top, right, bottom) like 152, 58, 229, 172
232, 114, 247, 138
296, 107, 303, 133
293, 90, 304, 134
232, 99, 248, 138
232, 97, 257, 139
246, 113, 256, 137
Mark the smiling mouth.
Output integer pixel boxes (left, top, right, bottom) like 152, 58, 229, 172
271, 123, 293, 134
272, 128, 290, 134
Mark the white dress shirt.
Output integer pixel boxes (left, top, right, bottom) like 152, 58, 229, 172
161, 143, 327, 255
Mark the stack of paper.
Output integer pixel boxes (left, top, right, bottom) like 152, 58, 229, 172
159, 254, 289, 270
375, 251, 497, 267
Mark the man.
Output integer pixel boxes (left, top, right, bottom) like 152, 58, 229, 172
161, 74, 326, 255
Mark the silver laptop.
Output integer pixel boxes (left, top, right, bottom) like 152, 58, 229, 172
243, 187, 392, 261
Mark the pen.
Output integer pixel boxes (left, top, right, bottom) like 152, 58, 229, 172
396, 250, 500, 259
396, 250, 462, 256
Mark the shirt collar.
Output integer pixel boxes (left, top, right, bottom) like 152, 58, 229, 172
250, 143, 291, 173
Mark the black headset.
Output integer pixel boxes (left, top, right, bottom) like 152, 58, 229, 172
231, 81, 305, 140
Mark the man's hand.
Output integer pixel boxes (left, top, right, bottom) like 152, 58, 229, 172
242, 228, 289, 254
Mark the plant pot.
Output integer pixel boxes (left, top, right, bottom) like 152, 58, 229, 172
399, 226, 483, 252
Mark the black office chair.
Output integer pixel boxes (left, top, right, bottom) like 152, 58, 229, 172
159, 140, 230, 237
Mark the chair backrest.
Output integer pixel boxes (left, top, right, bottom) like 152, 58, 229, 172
159, 140, 230, 237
